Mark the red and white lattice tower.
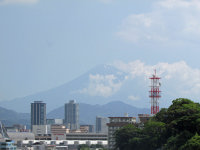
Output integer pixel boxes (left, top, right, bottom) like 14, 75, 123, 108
149, 70, 161, 115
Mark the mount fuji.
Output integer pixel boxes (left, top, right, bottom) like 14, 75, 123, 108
0, 60, 191, 113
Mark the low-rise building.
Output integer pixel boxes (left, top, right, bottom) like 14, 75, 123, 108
138, 114, 151, 124
5, 124, 28, 132
51, 125, 69, 140
32, 125, 51, 135
22, 140, 107, 150
80, 125, 94, 133
80, 125, 89, 133
65, 133, 107, 141
32, 125, 51, 140
107, 117, 136, 150
7, 132, 35, 142
0, 140, 16, 150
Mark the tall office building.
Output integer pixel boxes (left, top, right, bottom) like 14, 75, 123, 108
31, 101, 46, 129
96, 116, 108, 133
65, 100, 79, 130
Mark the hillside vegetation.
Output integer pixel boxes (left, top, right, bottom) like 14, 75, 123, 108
115, 98, 200, 150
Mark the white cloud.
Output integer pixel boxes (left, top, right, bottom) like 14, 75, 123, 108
117, 13, 167, 43
117, 0, 200, 43
113, 60, 154, 80
157, 0, 200, 9
0, 0, 38, 5
76, 60, 200, 104
128, 95, 139, 101
80, 74, 123, 97
113, 60, 200, 98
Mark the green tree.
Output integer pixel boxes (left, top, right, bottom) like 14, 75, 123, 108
167, 99, 200, 131
163, 130, 193, 150
114, 98, 200, 150
78, 144, 90, 150
153, 108, 168, 123
142, 121, 166, 150
114, 124, 144, 150
162, 98, 200, 149
180, 133, 200, 150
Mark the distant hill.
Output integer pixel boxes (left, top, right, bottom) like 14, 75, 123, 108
0, 64, 152, 113
0, 101, 149, 127
47, 101, 150, 125
0, 106, 30, 127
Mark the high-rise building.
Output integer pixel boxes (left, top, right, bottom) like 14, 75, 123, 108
96, 116, 108, 133
31, 101, 46, 129
64, 100, 79, 130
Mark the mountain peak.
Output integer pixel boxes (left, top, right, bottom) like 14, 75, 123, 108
0, 64, 147, 113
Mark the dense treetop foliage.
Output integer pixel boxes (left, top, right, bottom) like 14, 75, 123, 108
115, 98, 200, 150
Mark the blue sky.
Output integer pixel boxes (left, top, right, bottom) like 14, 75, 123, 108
1, 0, 200, 102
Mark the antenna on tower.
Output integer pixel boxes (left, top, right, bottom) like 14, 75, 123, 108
149, 69, 161, 115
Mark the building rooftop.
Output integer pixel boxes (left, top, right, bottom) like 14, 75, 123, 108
33, 101, 44, 103
108, 117, 136, 119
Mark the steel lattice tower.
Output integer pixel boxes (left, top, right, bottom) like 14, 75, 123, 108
149, 70, 161, 114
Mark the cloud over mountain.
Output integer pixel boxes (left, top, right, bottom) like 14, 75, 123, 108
79, 74, 123, 97
113, 60, 200, 99
1, 60, 200, 113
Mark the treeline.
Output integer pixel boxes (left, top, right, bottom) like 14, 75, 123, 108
115, 98, 200, 150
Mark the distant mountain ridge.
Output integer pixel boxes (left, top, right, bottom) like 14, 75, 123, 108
0, 106, 29, 126
0, 64, 152, 113
0, 101, 149, 127
47, 101, 150, 125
